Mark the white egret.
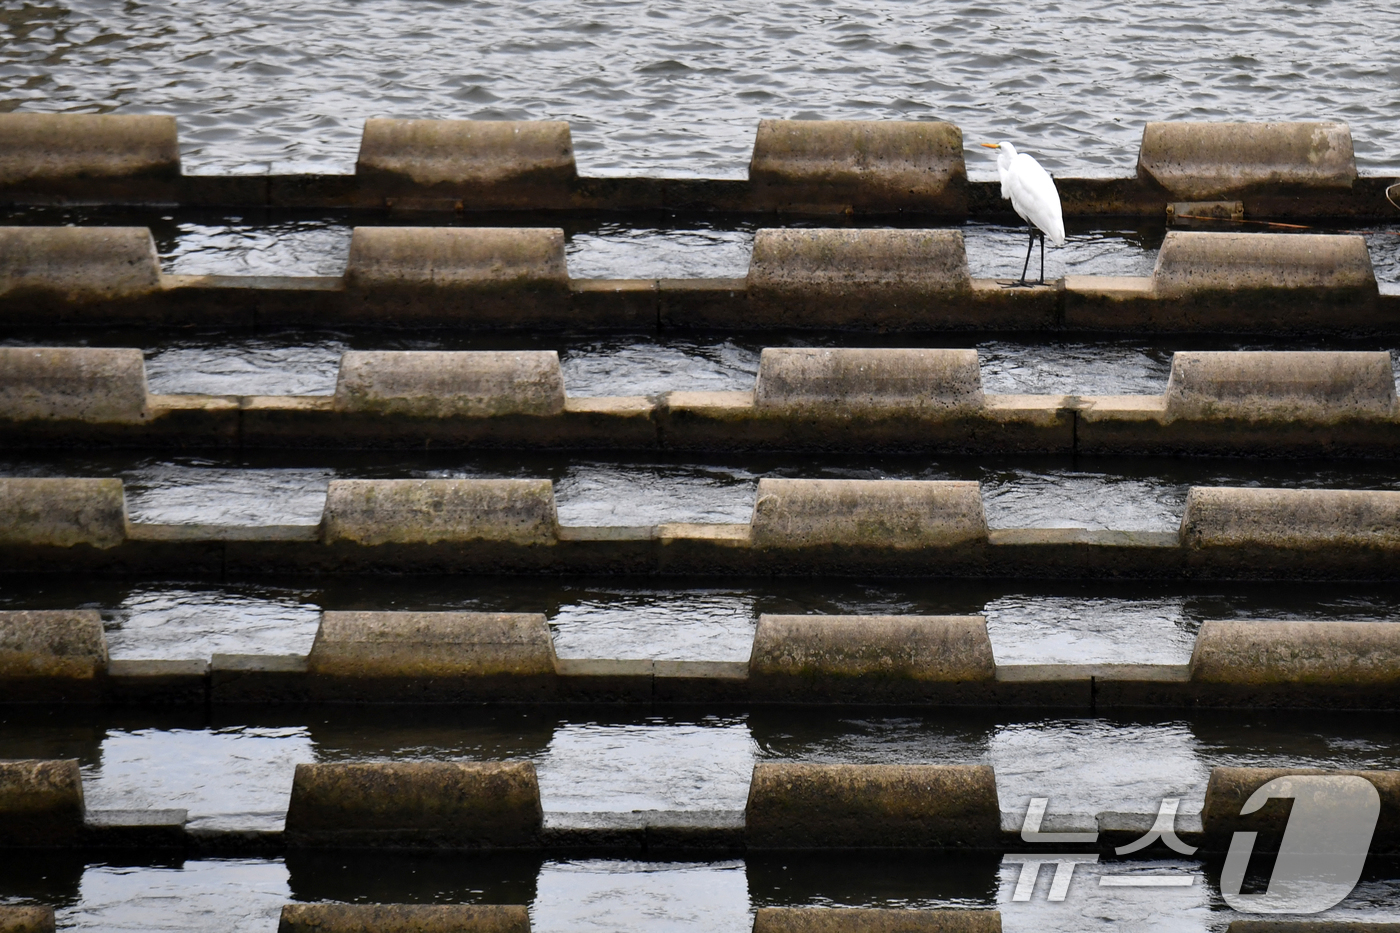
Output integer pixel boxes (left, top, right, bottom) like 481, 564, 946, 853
981, 141, 1065, 287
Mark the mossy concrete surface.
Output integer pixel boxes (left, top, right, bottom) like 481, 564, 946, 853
0, 113, 179, 186
0, 907, 54, 933
1153, 232, 1376, 295
1163, 350, 1397, 422
1181, 487, 1400, 551
753, 348, 983, 416
321, 479, 559, 547
306, 611, 558, 700
750, 479, 988, 550
1137, 121, 1357, 200
749, 119, 967, 213
1191, 621, 1400, 686
745, 763, 1000, 849
0, 610, 108, 682
332, 350, 566, 418
284, 760, 543, 848
1202, 766, 1400, 838
343, 227, 571, 324
753, 908, 1002, 933
746, 229, 970, 327
0, 227, 162, 303
749, 615, 997, 694
0, 347, 149, 423
0, 478, 127, 549
278, 903, 531, 933
0, 759, 85, 845
356, 118, 577, 187
1226, 921, 1400, 932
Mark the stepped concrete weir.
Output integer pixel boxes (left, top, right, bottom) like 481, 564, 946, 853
0, 225, 1395, 333
0, 114, 1393, 217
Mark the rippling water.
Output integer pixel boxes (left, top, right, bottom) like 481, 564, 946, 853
0, 0, 1396, 176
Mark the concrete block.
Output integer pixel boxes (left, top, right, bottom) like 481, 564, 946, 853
1152, 232, 1376, 296
749, 120, 966, 212
321, 479, 559, 547
0, 610, 108, 680
1227, 922, 1400, 932
1164, 351, 1397, 421
1137, 122, 1357, 199
747, 229, 970, 327
746, 763, 1000, 848
284, 760, 543, 848
356, 118, 576, 187
308, 611, 557, 679
1180, 487, 1400, 551
0, 906, 54, 933
279, 904, 531, 933
0, 113, 180, 185
333, 350, 565, 417
0, 347, 149, 422
749, 615, 996, 687
0, 759, 85, 845
753, 908, 1000, 933
0, 478, 127, 549
753, 348, 983, 415
750, 479, 987, 550
343, 227, 571, 323
1190, 621, 1400, 685
0, 227, 162, 302
1202, 766, 1400, 837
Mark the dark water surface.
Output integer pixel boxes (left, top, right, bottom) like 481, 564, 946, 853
0, 0, 1396, 176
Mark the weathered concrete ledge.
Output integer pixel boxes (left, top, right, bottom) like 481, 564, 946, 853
748, 119, 967, 214
0, 225, 1396, 334
1138, 122, 1358, 201
284, 760, 544, 849
746, 763, 1002, 849
15, 609, 1400, 709
1202, 766, 1400, 847
279, 903, 531, 933
342, 227, 572, 325
7, 346, 1400, 456
2, 478, 1400, 581
0, 610, 107, 701
743, 228, 977, 329
0, 226, 163, 309
1225, 923, 1400, 932
752, 908, 1001, 933
334, 350, 566, 417
1, 114, 1394, 218
1064, 231, 1387, 331
0, 907, 54, 933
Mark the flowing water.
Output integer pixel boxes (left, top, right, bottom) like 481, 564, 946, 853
2, 1, 1399, 929
0, 0, 1397, 176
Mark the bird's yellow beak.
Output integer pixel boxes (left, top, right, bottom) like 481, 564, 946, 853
980, 142, 999, 149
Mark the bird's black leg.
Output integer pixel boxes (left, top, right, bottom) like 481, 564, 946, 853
1037, 231, 1046, 286
1017, 225, 1034, 287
